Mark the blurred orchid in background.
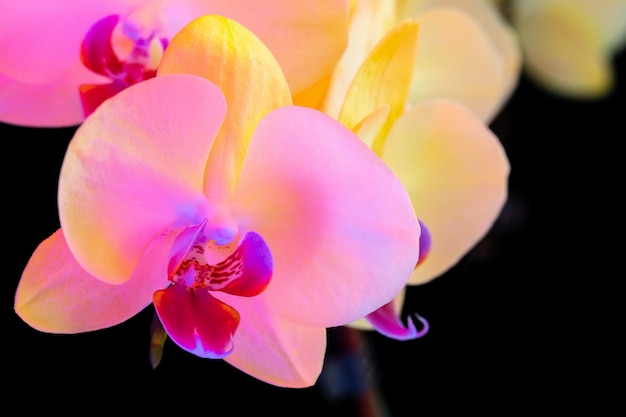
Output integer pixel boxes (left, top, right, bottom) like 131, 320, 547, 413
507, 0, 626, 98
0, 0, 349, 127
14, 15, 423, 387
296, 11, 511, 338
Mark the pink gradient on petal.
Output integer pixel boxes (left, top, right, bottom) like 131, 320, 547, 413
233, 106, 420, 328
15, 228, 174, 333
153, 283, 240, 359
59, 75, 227, 283
365, 301, 429, 341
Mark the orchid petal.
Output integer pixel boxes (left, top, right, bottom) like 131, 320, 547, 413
399, 0, 522, 115
160, 0, 350, 95
233, 106, 421, 327
381, 99, 509, 284
347, 287, 407, 331
364, 300, 429, 340
0, 1, 142, 83
59, 75, 227, 284
157, 15, 292, 200
322, 0, 398, 117
0, 67, 106, 127
513, 1, 613, 97
338, 20, 419, 155
218, 292, 327, 388
409, 7, 507, 122
153, 283, 240, 359
15, 228, 173, 333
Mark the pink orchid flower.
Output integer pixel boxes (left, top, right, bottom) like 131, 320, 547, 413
307, 19, 510, 339
0, 0, 349, 127
14, 15, 422, 388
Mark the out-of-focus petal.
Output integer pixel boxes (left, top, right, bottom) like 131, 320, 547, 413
322, 0, 398, 117
0, 66, 106, 127
218, 291, 327, 388
513, 1, 613, 97
161, 0, 350, 95
381, 99, 509, 285
15, 228, 173, 333
59, 75, 227, 284
157, 15, 292, 200
338, 20, 419, 155
153, 283, 240, 359
409, 7, 507, 122
233, 106, 420, 327
78, 81, 126, 118
0, 1, 142, 83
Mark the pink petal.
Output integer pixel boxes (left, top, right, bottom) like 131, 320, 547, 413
0, 65, 107, 127
218, 292, 327, 388
232, 106, 421, 328
15, 228, 173, 333
0, 1, 142, 83
364, 300, 429, 341
153, 283, 240, 359
59, 75, 227, 283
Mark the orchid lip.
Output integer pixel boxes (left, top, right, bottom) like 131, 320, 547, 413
153, 221, 273, 359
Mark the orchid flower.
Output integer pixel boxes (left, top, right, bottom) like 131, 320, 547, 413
296, 0, 521, 124
305, 19, 510, 339
0, 0, 349, 127
509, 0, 626, 98
14, 15, 422, 388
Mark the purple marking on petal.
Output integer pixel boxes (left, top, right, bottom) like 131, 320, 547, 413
365, 300, 429, 341
153, 283, 240, 359
220, 231, 273, 297
80, 15, 123, 77
417, 218, 432, 267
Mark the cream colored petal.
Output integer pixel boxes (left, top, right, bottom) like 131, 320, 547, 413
381, 99, 509, 285
513, 1, 613, 98
409, 7, 508, 122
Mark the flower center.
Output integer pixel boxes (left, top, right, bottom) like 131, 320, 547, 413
173, 237, 244, 291
79, 12, 168, 116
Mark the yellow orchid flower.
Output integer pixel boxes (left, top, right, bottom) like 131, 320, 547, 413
312, 19, 510, 337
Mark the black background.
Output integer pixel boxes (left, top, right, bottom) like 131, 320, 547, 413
4, 49, 623, 414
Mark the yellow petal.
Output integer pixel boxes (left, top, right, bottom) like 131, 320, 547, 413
513, 0, 614, 98
322, 0, 398, 117
409, 7, 508, 122
338, 19, 419, 155
381, 99, 509, 284
158, 15, 292, 199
